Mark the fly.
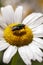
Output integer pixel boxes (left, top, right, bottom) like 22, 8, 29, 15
12, 24, 25, 31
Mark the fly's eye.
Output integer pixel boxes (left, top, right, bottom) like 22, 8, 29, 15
12, 24, 25, 31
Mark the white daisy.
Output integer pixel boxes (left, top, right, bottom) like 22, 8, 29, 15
0, 5, 43, 65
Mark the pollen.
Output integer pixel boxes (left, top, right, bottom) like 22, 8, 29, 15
4, 23, 33, 47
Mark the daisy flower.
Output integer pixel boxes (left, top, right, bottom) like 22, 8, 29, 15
0, 5, 43, 65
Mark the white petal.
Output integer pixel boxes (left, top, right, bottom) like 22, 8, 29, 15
22, 13, 42, 25
30, 41, 43, 57
0, 40, 10, 51
27, 13, 42, 25
24, 46, 34, 60
0, 28, 3, 38
1, 5, 15, 24
33, 40, 43, 49
32, 24, 43, 31
28, 16, 43, 29
0, 16, 7, 29
33, 24, 43, 37
32, 53, 42, 62
33, 38, 43, 49
28, 46, 36, 61
18, 46, 31, 65
14, 6, 23, 23
29, 48, 42, 62
29, 43, 43, 62
3, 45, 17, 64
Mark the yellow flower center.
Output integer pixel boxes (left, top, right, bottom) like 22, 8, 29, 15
4, 23, 33, 47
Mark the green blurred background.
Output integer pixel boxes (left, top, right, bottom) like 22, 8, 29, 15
0, 0, 43, 65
